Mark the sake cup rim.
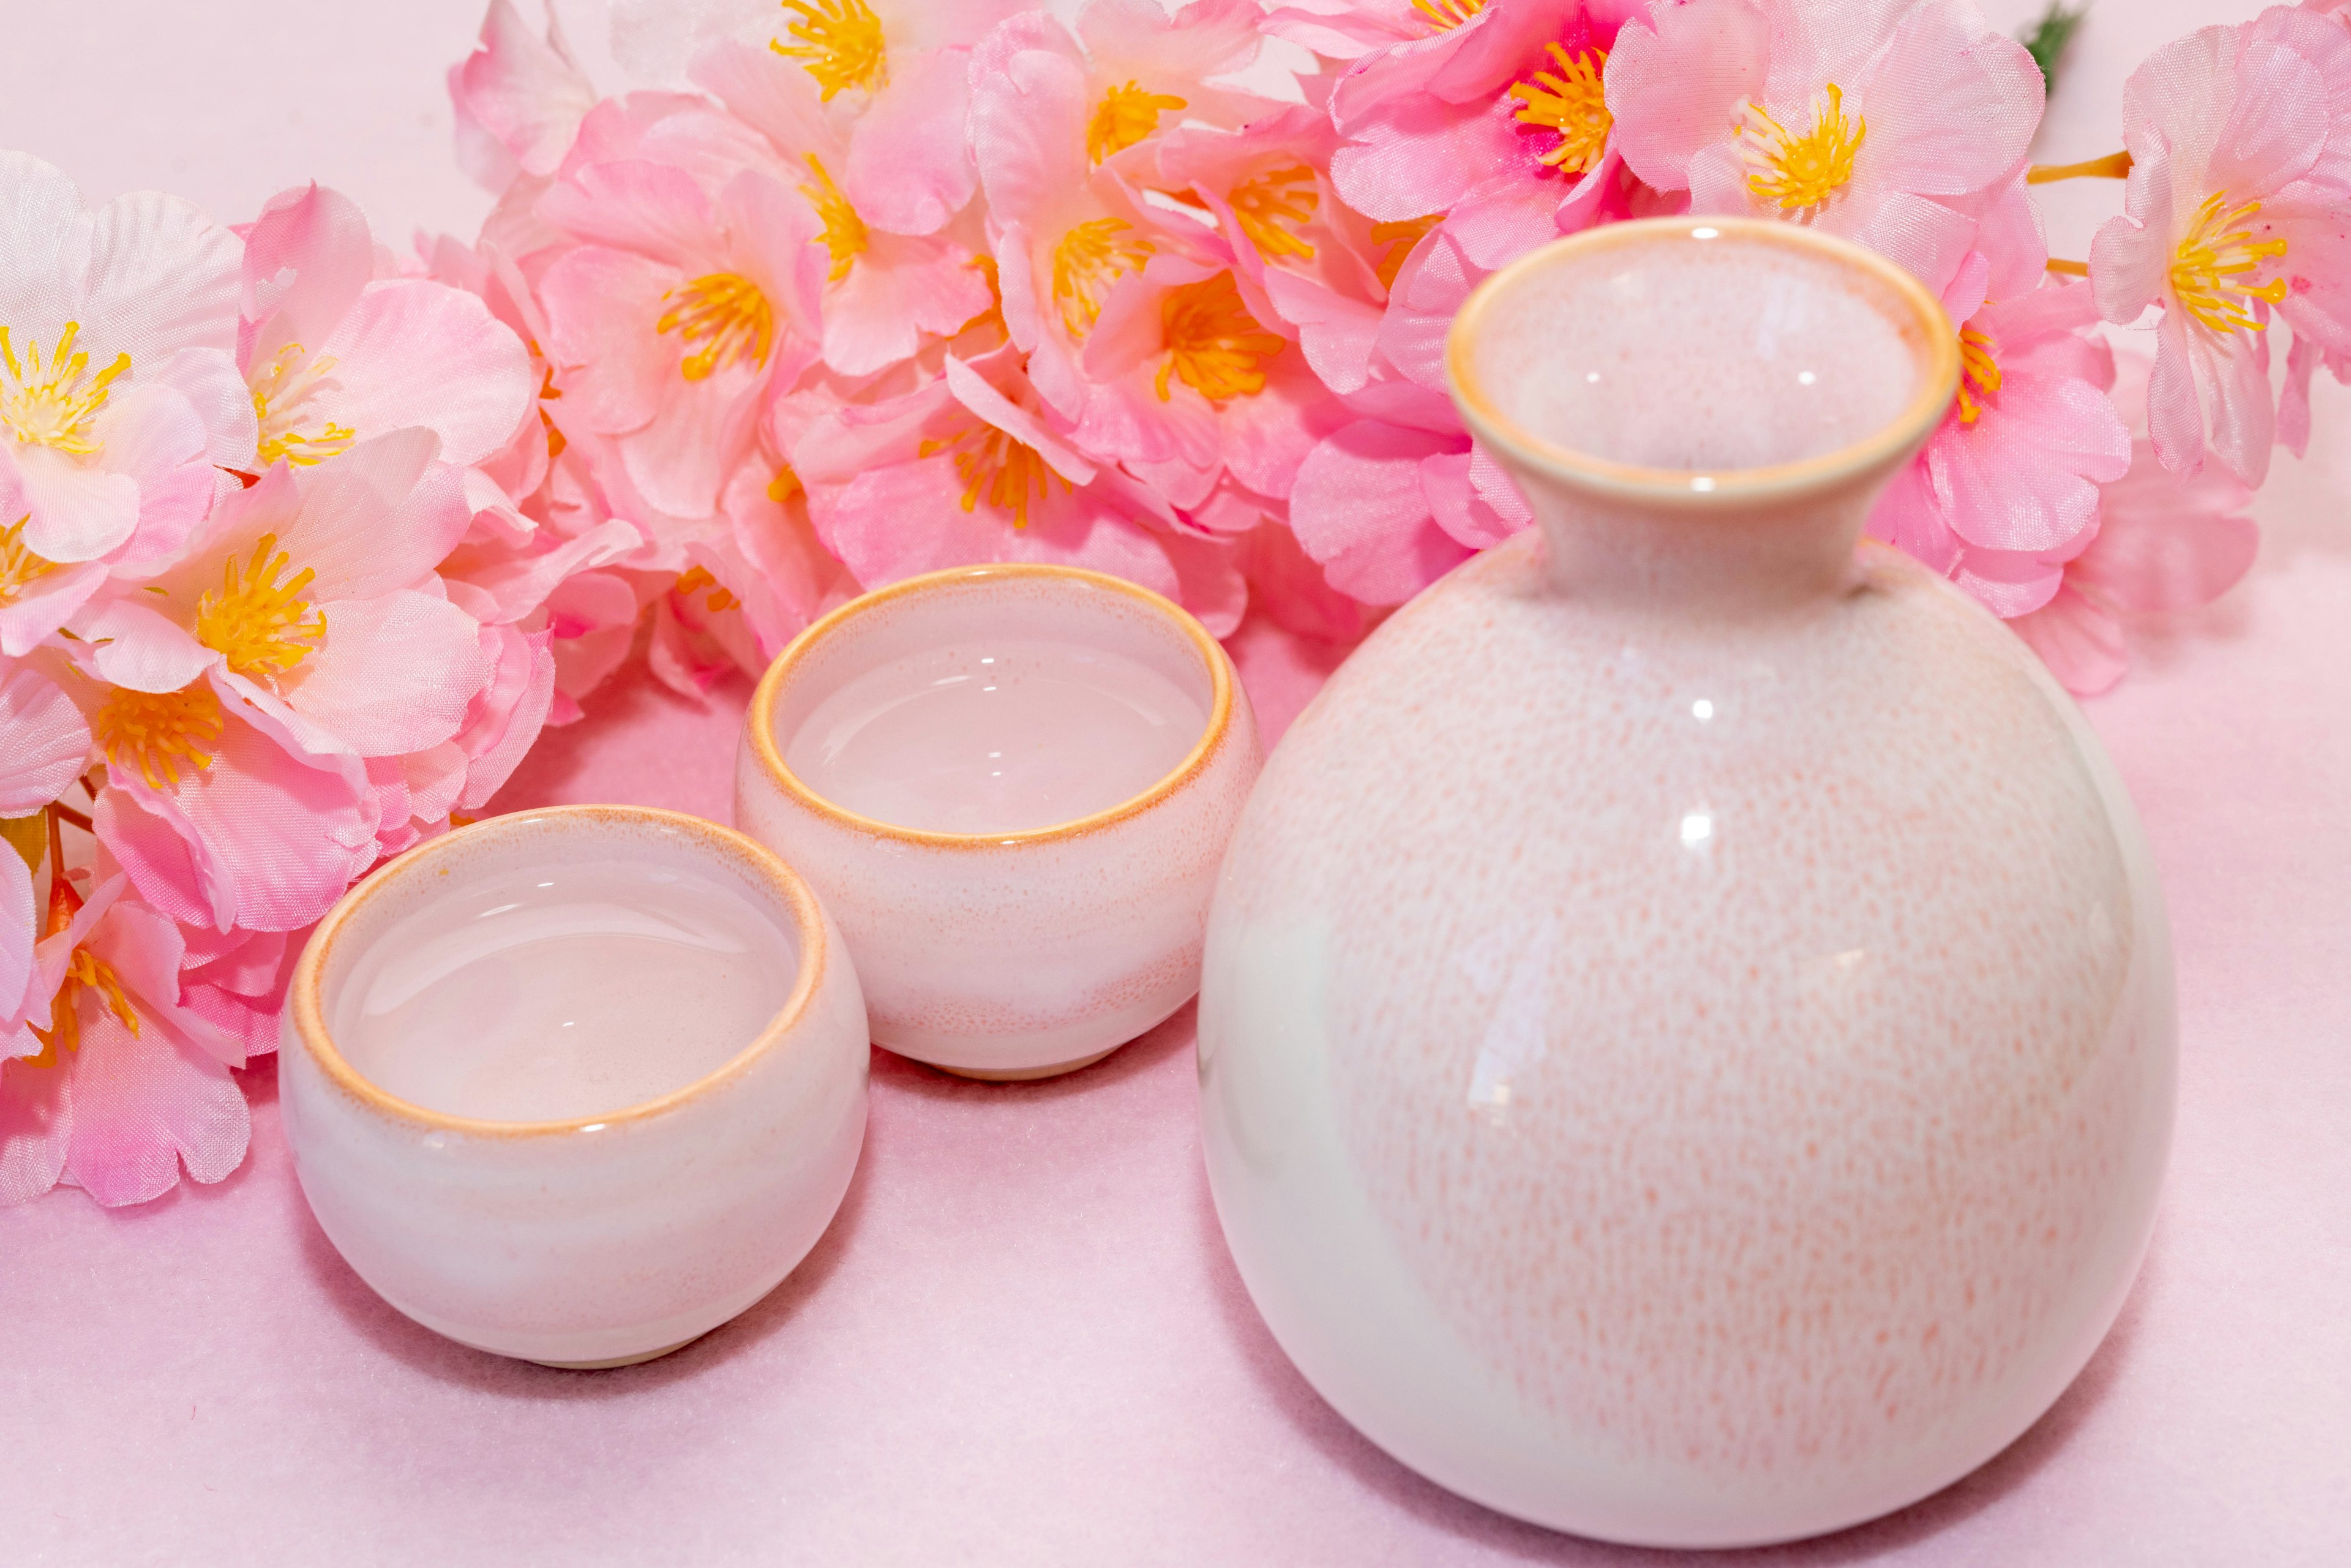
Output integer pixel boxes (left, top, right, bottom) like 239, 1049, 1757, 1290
1445, 217, 1962, 507
287, 804, 831, 1139
745, 563, 1236, 850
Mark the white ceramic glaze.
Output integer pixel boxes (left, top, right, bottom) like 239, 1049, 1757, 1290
737, 565, 1262, 1079
282, 806, 870, 1368
1197, 219, 2176, 1547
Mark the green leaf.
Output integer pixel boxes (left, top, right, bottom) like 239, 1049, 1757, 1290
2, 813, 43, 877
2021, 2, 2090, 95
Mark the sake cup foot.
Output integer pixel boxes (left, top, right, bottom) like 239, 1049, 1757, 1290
530, 1335, 705, 1370
927, 1044, 1122, 1082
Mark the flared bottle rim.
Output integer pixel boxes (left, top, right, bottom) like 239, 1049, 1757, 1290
1446, 217, 1962, 509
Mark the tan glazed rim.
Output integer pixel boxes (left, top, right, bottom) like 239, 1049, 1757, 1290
746, 563, 1235, 850
288, 805, 830, 1139
1445, 217, 1962, 506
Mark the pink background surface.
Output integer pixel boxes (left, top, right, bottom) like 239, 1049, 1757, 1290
4, 2, 2347, 1562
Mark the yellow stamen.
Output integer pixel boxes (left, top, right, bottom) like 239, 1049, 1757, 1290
2171, 190, 2289, 337
656, 273, 775, 381
2027, 151, 2133, 185
1738, 83, 1865, 212
1371, 214, 1442, 290
1412, 0, 1485, 31
1229, 165, 1319, 263
1157, 272, 1284, 402
800, 156, 869, 282
249, 343, 357, 468
1, 515, 57, 606
1508, 44, 1611, 173
961, 253, 1007, 338
1088, 81, 1188, 165
768, 464, 805, 505
771, 0, 887, 100
1052, 219, 1153, 338
0, 322, 130, 457
93, 683, 223, 790
195, 533, 326, 679
672, 565, 739, 614
1955, 326, 2001, 426
919, 422, 1070, 530
25, 946, 140, 1068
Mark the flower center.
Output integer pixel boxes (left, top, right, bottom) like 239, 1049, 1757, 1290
672, 565, 740, 613
1229, 165, 1319, 263
1508, 44, 1611, 173
94, 682, 224, 790
1955, 326, 2002, 426
1, 515, 57, 605
1157, 272, 1284, 402
1413, 0, 1484, 32
919, 422, 1071, 530
1738, 83, 1865, 211
2171, 191, 2289, 337
771, 0, 887, 100
1089, 81, 1188, 165
196, 533, 327, 680
1371, 214, 1442, 290
250, 343, 358, 468
801, 156, 869, 282
25, 945, 140, 1069
1052, 219, 1153, 338
0, 323, 130, 456
656, 273, 775, 382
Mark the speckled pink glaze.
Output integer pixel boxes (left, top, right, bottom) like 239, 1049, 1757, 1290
281, 807, 871, 1368
737, 566, 1264, 1079
1196, 220, 2176, 1548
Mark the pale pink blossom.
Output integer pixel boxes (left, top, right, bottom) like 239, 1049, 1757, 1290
1609, 0, 2045, 296
2091, 7, 2351, 484
451, 0, 599, 189
690, 40, 995, 376
0, 152, 250, 602
0, 885, 250, 1207
2009, 440, 2260, 694
794, 347, 1244, 631
610, 0, 1023, 233
241, 184, 537, 478
533, 99, 827, 522
0, 667, 92, 1057
1324, 0, 1642, 271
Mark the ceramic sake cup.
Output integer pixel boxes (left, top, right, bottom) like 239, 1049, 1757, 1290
281, 806, 869, 1369
737, 564, 1262, 1080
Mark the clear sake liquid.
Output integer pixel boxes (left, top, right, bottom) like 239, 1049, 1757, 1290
334, 857, 795, 1122
784, 636, 1209, 835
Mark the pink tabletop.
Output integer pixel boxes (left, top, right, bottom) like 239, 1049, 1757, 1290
4, 2, 2347, 1562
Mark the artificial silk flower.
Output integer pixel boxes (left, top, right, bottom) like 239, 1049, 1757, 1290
2009, 440, 2260, 694
0, 667, 94, 1057
794, 347, 1242, 631
1322, 0, 1643, 271
611, 0, 1023, 233
240, 184, 537, 476
0, 886, 250, 1207
2091, 7, 2351, 485
451, 0, 599, 188
0, 152, 250, 575
691, 40, 996, 376
1608, 0, 2045, 296
534, 100, 828, 520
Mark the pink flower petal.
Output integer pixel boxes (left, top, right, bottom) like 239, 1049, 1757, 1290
0, 667, 92, 814
59, 1000, 249, 1207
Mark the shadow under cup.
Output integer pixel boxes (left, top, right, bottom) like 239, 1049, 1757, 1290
280, 806, 870, 1369
735, 565, 1264, 1081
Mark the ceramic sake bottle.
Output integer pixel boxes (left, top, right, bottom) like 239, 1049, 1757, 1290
1196, 219, 2175, 1548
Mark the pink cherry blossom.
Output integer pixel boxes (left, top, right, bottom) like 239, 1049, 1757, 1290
241, 184, 537, 478
2091, 6, 2351, 485
2009, 439, 2260, 694
0, 152, 250, 590
1867, 273, 2133, 618
0, 667, 92, 1058
533, 97, 828, 523
1324, 0, 1643, 272
794, 347, 1244, 631
451, 0, 599, 189
690, 40, 995, 376
0, 886, 250, 1207
1609, 0, 2045, 296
